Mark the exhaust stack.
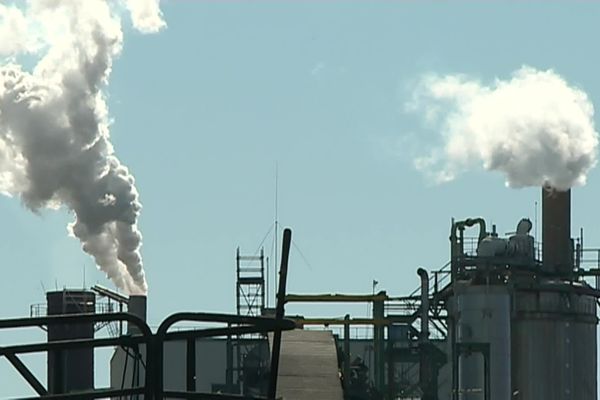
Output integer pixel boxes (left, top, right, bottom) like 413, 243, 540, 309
542, 188, 572, 275
128, 295, 147, 334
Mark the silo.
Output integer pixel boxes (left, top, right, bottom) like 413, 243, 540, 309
46, 290, 96, 394
453, 284, 511, 400
510, 188, 597, 399
511, 288, 597, 399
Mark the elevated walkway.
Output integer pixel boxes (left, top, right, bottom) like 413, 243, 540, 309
269, 329, 343, 400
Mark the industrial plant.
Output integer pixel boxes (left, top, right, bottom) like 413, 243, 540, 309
0, 186, 597, 399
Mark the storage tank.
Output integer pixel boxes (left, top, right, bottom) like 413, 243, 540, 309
453, 284, 511, 400
46, 289, 96, 394
512, 287, 597, 399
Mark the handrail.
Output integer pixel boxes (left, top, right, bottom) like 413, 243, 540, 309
153, 312, 295, 399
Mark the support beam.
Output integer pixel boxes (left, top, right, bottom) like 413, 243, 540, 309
4, 351, 47, 396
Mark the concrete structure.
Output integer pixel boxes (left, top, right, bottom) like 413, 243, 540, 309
270, 330, 344, 400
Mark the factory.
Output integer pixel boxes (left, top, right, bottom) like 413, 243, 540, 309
0, 186, 597, 399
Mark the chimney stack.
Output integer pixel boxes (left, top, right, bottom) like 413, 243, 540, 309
542, 188, 572, 275
127, 295, 147, 334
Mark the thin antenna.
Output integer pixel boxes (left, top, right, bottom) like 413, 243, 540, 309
83, 264, 86, 289
266, 256, 270, 309
274, 162, 279, 306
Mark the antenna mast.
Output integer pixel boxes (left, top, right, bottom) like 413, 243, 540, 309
274, 162, 279, 307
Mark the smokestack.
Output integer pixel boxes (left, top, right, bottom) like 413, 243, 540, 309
127, 295, 147, 334
542, 187, 572, 275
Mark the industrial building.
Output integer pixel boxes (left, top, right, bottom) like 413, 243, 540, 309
0, 188, 599, 399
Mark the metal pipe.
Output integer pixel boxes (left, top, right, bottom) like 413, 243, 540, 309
372, 293, 386, 394
343, 314, 351, 389
186, 338, 196, 392
268, 228, 292, 400
417, 268, 430, 342
451, 218, 487, 246
153, 312, 296, 399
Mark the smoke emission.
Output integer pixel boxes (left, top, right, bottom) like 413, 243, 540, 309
0, 1, 165, 294
407, 66, 598, 190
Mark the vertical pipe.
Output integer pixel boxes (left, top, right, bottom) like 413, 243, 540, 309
268, 228, 292, 400
542, 188, 572, 274
343, 314, 351, 388
417, 268, 433, 400
226, 331, 233, 392
186, 338, 196, 392
373, 294, 385, 394
417, 268, 430, 342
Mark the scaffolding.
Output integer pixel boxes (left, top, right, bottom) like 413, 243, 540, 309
232, 247, 267, 395
236, 248, 266, 317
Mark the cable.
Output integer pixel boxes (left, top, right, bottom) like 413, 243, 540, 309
254, 222, 275, 256
291, 238, 313, 270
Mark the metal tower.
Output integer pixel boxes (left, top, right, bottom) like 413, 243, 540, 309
230, 247, 267, 395
236, 248, 266, 317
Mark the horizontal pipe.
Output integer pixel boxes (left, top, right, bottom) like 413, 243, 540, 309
0, 313, 151, 337
17, 387, 145, 400
163, 324, 295, 342
285, 294, 389, 303
0, 335, 147, 356
155, 312, 296, 338
162, 391, 270, 400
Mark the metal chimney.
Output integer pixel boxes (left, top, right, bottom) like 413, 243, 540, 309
542, 188, 572, 275
127, 295, 147, 334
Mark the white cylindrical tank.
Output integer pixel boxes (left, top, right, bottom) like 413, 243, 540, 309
454, 284, 511, 400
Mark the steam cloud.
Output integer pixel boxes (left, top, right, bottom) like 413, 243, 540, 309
0, 1, 165, 294
407, 66, 599, 190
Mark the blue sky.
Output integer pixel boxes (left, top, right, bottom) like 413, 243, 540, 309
2, 1, 600, 396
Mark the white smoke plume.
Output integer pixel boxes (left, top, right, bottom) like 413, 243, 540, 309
407, 66, 598, 190
0, 0, 165, 294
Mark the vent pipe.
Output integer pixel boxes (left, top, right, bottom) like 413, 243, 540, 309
417, 268, 429, 342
